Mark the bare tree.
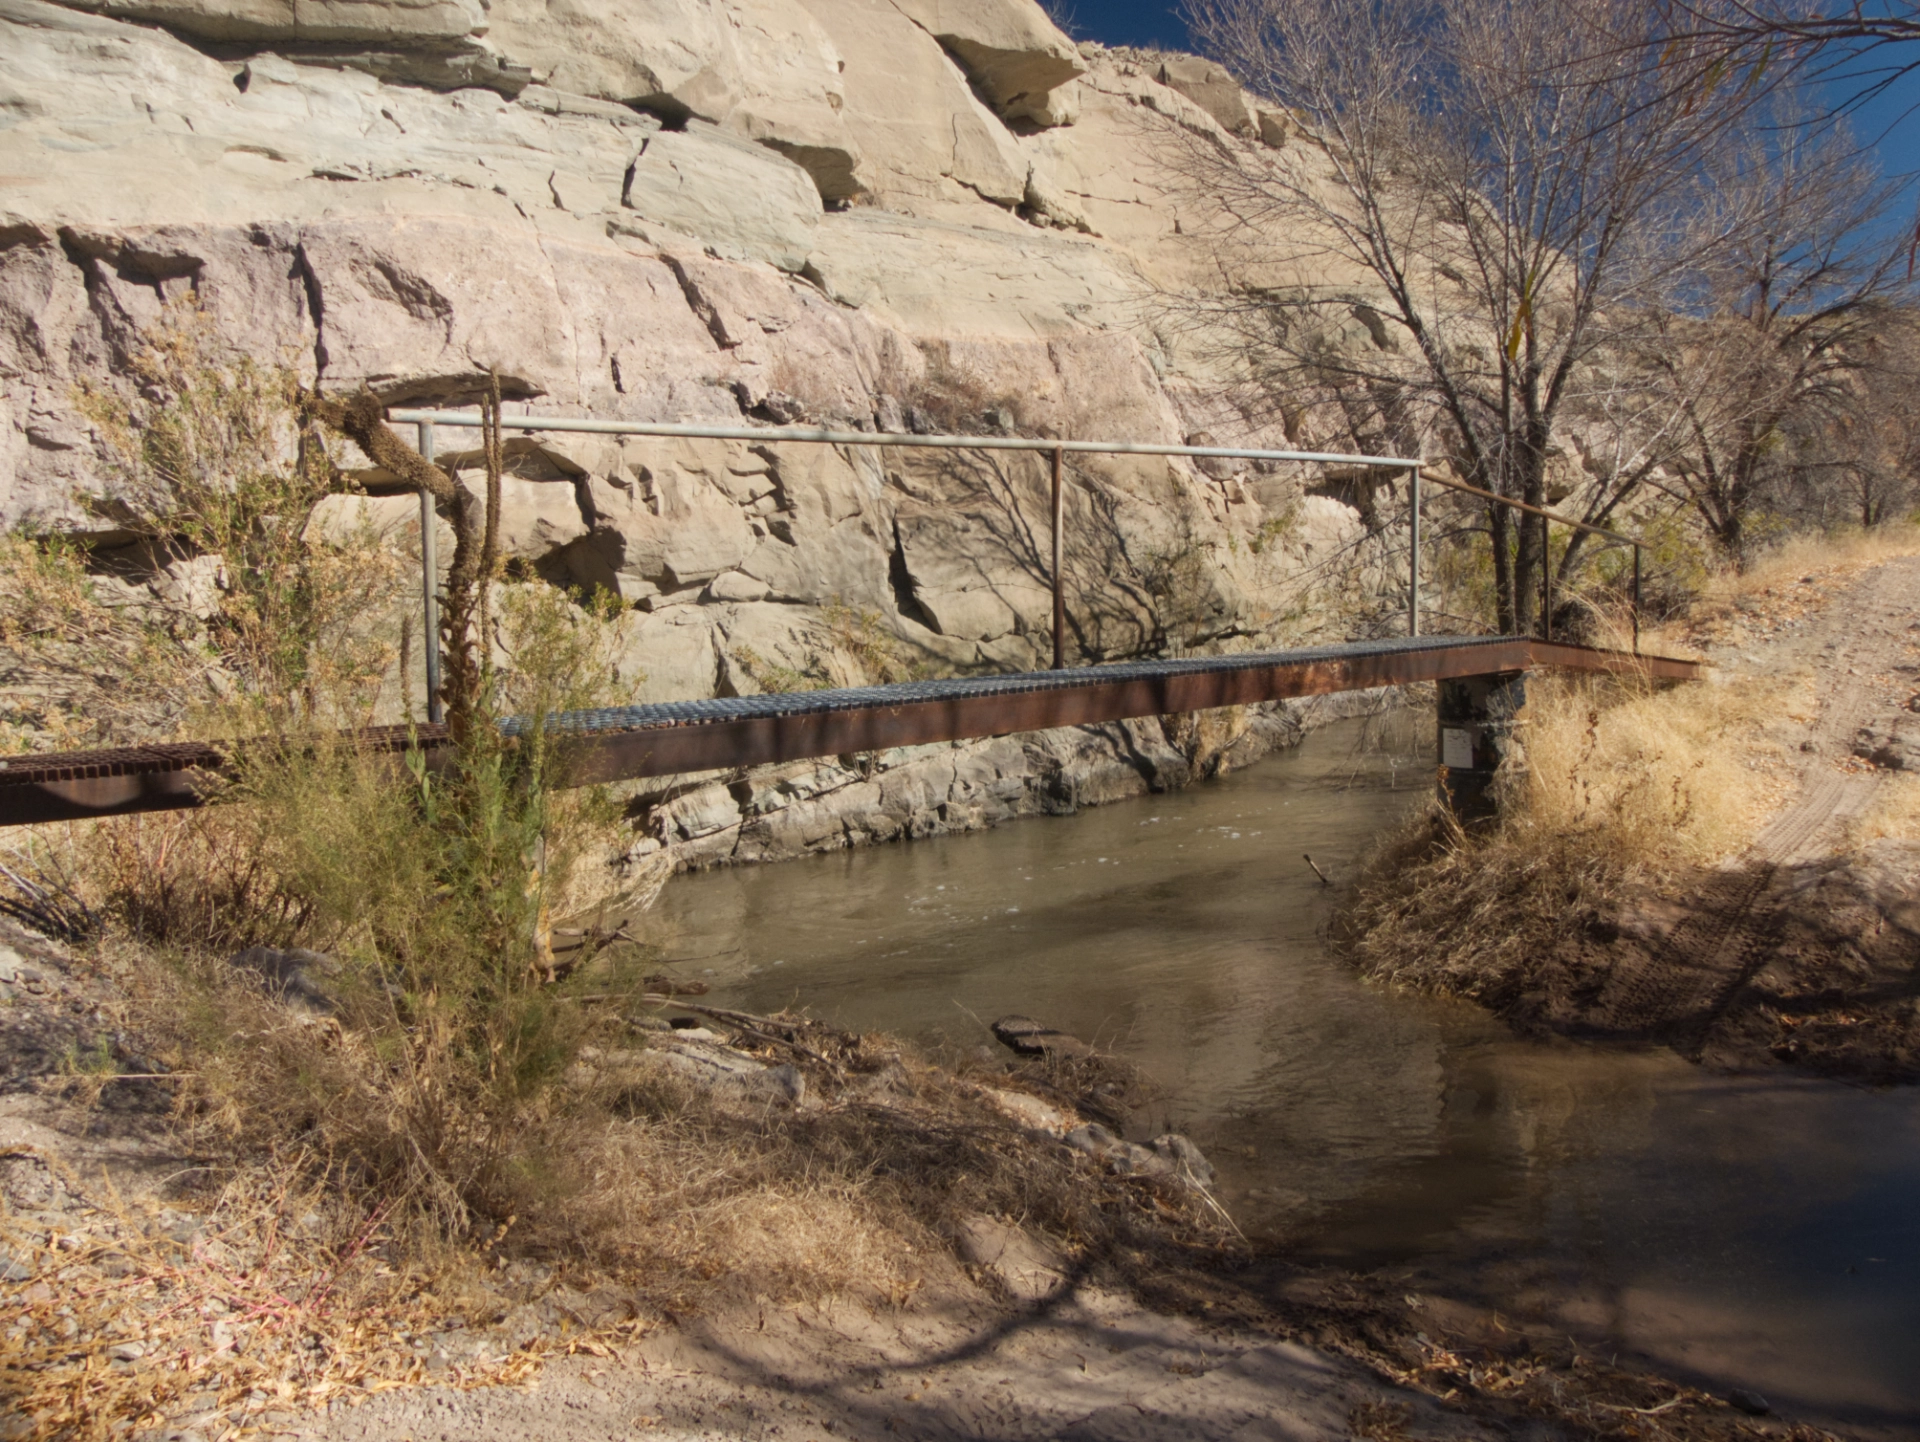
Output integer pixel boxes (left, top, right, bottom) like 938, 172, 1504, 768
1181, 0, 1754, 632
1647, 2, 1920, 120
1634, 116, 1907, 560
1036, 0, 1079, 39
1794, 309, 1920, 529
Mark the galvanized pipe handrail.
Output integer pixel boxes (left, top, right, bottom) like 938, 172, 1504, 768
385, 409, 1421, 470
384, 408, 1640, 549
387, 405, 1652, 703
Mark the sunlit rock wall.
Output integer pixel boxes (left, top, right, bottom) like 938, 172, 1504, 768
0, 0, 1414, 861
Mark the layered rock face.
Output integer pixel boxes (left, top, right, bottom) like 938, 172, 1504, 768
0, 0, 1402, 864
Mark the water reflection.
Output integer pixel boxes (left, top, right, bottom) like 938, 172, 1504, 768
655, 718, 1920, 1428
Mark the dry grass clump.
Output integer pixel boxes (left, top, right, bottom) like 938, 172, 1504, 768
1342, 670, 1780, 1000
2, 1006, 1234, 1440
899, 347, 1034, 436
1851, 773, 1920, 844
118, 648, 648, 1253
0, 534, 197, 754
0, 1159, 607, 1442
1515, 671, 1781, 864
156, 981, 1229, 1304
1718, 521, 1920, 596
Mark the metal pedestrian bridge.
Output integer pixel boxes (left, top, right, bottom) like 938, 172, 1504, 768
0, 634, 1700, 827
0, 404, 1705, 828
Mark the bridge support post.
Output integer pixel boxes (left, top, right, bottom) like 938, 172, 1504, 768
1437, 671, 1526, 823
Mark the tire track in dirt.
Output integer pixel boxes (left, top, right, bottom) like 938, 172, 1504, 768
1589, 556, 1919, 1050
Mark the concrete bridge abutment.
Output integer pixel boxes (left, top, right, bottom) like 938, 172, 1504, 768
1437, 671, 1527, 823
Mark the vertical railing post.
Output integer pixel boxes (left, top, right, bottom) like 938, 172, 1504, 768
1541, 511, 1552, 643
1408, 464, 1422, 638
1051, 446, 1065, 671
1632, 543, 1643, 656
416, 420, 445, 726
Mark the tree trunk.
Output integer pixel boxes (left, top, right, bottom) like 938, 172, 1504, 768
1489, 502, 1517, 632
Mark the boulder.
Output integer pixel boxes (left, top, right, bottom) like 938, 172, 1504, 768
1062, 1122, 1172, 1178
483, 0, 722, 105
488, 0, 862, 204
458, 473, 589, 564
1156, 55, 1254, 134
990, 1014, 1092, 1058
886, 0, 1083, 127
1855, 720, 1919, 772
492, 0, 861, 201
1148, 1132, 1215, 1186
574, 438, 762, 599
796, 0, 1029, 208
981, 1086, 1070, 1134
229, 945, 341, 1012
0, 945, 49, 997
953, 1215, 1068, 1301
648, 1032, 808, 1103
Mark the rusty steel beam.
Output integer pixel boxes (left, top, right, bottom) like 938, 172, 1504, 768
555, 638, 1522, 783
0, 726, 442, 827
548, 638, 1698, 784
0, 637, 1701, 828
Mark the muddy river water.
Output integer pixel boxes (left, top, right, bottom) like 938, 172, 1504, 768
655, 717, 1920, 1433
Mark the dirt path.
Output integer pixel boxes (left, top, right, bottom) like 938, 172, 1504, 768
307, 1283, 1493, 1442
1583, 554, 1920, 1074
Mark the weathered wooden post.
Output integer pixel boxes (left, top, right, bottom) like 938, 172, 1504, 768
1437, 671, 1526, 822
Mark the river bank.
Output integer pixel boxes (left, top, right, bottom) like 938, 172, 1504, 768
632, 688, 1408, 873
5, 894, 1881, 1442
1344, 544, 1920, 1083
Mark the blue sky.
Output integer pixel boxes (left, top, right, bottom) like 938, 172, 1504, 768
1054, 3, 1916, 250
1048, 0, 1190, 50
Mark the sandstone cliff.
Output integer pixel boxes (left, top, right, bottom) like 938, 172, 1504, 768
0, 0, 1406, 864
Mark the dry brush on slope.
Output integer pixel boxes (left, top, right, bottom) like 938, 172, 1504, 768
1341, 534, 1920, 1081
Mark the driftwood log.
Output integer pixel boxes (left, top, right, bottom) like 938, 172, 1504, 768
301, 378, 507, 743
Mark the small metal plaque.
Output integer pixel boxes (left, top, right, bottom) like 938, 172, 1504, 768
1441, 727, 1474, 770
